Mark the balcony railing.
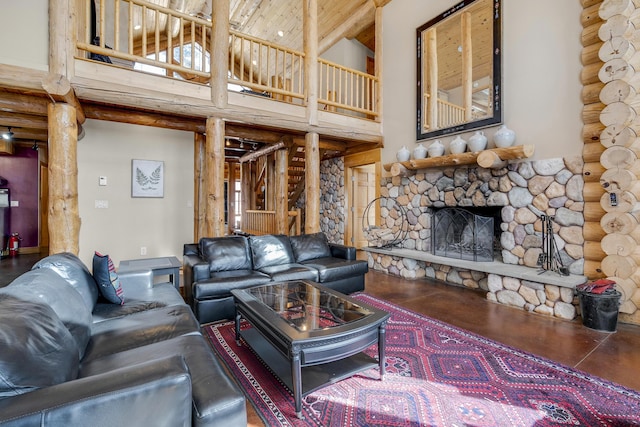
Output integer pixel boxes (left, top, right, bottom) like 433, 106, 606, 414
318, 58, 378, 118
229, 30, 305, 102
78, 0, 212, 82
77, 0, 379, 120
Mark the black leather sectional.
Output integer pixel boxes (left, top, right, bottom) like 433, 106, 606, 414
0, 253, 246, 427
183, 232, 368, 324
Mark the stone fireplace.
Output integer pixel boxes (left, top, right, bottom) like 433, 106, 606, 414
365, 156, 586, 321
431, 207, 501, 262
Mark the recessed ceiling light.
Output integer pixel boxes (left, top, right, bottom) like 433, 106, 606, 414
134, 24, 142, 30
277, 30, 284, 37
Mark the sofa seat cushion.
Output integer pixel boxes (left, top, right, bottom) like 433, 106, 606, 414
300, 257, 369, 282
91, 282, 184, 323
249, 235, 295, 269
2, 269, 93, 359
32, 252, 100, 312
194, 270, 271, 300
200, 235, 252, 271
82, 305, 200, 362
0, 295, 79, 398
80, 334, 247, 427
290, 232, 332, 262
258, 263, 319, 282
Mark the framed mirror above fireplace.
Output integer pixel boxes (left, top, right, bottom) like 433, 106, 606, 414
416, 0, 502, 140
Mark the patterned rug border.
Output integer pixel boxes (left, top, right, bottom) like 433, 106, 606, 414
204, 292, 640, 426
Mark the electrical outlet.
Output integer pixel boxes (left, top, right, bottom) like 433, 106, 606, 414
140, 246, 147, 255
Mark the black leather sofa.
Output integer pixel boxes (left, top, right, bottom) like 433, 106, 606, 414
183, 232, 368, 324
0, 252, 246, 427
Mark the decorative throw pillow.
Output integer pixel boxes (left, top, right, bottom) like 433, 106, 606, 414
92, 252, 125, 305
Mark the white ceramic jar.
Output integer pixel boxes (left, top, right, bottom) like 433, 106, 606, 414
449, 136, 466, 154
428, 140, 445, 157
494, 125, 516, 148
413, 143, 428, 159
468, 131, 488, 152
396, 146, 411, 162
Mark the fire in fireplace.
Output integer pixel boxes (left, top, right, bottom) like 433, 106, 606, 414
431, 207, 500, 262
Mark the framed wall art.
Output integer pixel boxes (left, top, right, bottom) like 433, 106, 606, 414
131, 159, 164, 198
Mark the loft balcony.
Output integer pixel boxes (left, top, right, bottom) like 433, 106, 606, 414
52, 0, 384, 157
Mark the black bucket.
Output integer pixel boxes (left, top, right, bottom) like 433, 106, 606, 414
577, 290, 621, 332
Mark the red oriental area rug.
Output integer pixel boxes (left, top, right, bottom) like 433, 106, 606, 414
203, 294, 640, 426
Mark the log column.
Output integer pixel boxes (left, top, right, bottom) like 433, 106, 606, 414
227, 161, 237, 234
275, 148, 288, 234
205, 117, 226, 237
305, 132, 320, 233
194, 132, 207, 240
303, 0, 318, 125
210, 0, 229, 108
596, 0, 640, 323
48, 103, 79, 255
582, 0, 606, 279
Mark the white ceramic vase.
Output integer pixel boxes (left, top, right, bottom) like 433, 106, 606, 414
494, 125, 516, 148
428, 140, 445, 157
468, 131, 488, 152
449, 136, 466, 154
396, 146, 411, 162
413, 143, 427, 159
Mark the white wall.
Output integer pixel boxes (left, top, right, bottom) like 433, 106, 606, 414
0, 0, 48, 70
77, 120, 194, 267
382, 0, 583, 162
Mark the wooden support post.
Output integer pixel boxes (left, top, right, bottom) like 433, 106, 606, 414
49, 0, 75, 78
205, 117, 226, 237
47, 103, 79, 255
241, 161, 251, 230
305, 132, 320, 233
194, 132, 207, 240
211, 0, 229, 108
304, 0, 319, 125
275, 148, 288, 234
228, 161, 237, 234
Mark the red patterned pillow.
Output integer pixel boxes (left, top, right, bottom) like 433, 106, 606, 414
92, 252, 124, 305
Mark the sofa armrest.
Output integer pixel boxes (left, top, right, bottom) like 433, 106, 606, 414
0, 355, 192, 427
329, 243, 357, 261
183, 254, 209, 306
117, 268, 154, 290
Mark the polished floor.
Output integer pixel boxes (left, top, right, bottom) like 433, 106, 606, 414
3, 253, 640, 426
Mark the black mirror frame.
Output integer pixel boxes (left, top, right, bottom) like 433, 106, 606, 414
416, 0, 502, 141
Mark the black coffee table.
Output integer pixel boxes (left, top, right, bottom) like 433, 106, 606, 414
232, 281, 389, 419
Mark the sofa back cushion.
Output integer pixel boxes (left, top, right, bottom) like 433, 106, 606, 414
32, 252, 99, 312
1, 269, 93, 359
249, 234, 295, 269
200, 236, 252, 272
0, 295, 79, 398
290, 232, 332, 262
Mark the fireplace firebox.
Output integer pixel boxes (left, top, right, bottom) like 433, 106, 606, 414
431, 207, 499, 262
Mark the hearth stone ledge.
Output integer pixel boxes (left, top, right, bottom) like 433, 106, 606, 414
364, 247, 587, 321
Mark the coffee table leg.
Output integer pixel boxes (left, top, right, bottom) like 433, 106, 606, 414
291, 348, 303, 419
235, 310, 242, 346
379, 321, 387, 380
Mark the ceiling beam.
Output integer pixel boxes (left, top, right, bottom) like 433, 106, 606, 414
318, 2, 375, 54
0, 91, 49, 116
0, 112, 48, 130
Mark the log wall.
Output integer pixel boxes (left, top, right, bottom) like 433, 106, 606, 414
587, 0, 640, 324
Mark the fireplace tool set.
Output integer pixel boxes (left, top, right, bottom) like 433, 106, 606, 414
537, 214, 569, 276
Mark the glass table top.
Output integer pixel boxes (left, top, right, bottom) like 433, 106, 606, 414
246, 281, 372, 332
